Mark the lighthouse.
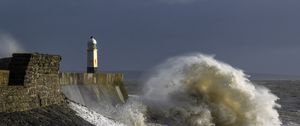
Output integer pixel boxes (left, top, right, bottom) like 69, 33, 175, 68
87, 36, 98, 73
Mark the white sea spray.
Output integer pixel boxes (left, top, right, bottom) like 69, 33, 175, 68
143, 53, 281, 126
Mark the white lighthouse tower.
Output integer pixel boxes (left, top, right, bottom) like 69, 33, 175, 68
87, 36, 98, 73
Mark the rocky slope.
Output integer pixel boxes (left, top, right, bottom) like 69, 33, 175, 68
0, 104, 93, 126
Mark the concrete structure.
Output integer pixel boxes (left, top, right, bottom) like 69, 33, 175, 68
87, 36, 98, 73
0, 53, 128, 112
59, 73, 128, 104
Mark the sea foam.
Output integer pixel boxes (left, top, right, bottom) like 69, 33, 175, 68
142, 53, 281, 126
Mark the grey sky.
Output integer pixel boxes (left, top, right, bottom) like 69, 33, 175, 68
0, 0, 300, 74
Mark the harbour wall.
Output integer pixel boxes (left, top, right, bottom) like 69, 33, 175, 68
59, 72, 128, 104
0, 53, 128, 112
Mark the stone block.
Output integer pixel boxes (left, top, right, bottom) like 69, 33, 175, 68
0, 70, 9, 86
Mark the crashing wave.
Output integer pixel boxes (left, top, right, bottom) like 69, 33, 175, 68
142, 53, 281, 126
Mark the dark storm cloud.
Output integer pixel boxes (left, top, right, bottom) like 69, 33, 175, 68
0, 0, 300, 74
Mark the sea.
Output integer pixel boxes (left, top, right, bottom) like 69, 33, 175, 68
67, 54, 300, 126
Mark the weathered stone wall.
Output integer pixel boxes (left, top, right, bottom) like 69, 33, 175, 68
0, 70, 9, 86
9, 53, 61, 85
0, 53, 65, 112
59, 73, 128, 103
0, 85, 63, 112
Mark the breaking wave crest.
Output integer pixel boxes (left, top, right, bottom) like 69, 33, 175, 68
142, 53, 281, 126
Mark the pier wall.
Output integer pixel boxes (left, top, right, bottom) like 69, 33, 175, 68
0, 53, 128, 112
59, 73, 128, 104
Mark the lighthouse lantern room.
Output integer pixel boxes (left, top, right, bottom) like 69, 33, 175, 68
87, 36, 98, 73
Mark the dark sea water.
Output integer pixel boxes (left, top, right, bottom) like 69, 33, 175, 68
255, 80, 300, 126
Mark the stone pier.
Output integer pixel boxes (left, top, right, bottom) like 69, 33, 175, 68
0, 53, 128, 112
